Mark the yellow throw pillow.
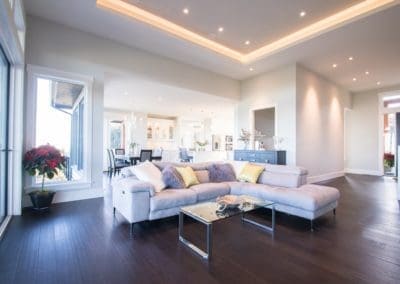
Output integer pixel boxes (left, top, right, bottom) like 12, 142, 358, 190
238, 163, 265, 183
175, 166, 200, 187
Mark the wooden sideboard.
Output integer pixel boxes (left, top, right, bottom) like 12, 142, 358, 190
234, 150, 286, 165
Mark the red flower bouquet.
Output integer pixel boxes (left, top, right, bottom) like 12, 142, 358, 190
23, 145, 66, 191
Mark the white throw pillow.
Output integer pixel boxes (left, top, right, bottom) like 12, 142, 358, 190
132, 161, 166, 192
227, 160, 249, 179
120, 166, 135, 177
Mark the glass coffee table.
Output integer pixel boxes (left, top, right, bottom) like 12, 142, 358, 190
179, 195, 275, 260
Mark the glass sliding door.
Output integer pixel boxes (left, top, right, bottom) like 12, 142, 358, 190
0, 46, 10, 224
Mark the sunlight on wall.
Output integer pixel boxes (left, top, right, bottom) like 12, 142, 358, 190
329, 95, 342, 140
303, 86, 321, 136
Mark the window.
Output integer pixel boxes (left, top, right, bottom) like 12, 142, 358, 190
109, 121, 124, 149
26, 66, 92, 189
0, 46, 10, 224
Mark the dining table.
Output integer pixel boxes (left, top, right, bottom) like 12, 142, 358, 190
128, 155, 162, 165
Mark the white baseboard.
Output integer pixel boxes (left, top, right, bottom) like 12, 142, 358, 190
307, 171, 344, 184
344, 168, 382, 176
22, 187, 104, 208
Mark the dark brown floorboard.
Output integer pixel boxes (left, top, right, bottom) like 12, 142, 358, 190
0, 174, 399, 284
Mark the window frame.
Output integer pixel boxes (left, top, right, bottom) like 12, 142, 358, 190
25, 65, 93, 191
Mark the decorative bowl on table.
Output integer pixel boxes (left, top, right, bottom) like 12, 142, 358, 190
216, 195, 244, 211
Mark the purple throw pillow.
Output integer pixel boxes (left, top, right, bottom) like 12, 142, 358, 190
207, 163, 236, 183
162, 166, 186, 189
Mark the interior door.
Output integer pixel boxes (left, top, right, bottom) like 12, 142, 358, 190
0, 46, 10, 224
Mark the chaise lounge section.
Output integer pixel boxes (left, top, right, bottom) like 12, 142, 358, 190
112, 161, 340, 233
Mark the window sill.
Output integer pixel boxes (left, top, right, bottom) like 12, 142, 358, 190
24, 181, 92, 193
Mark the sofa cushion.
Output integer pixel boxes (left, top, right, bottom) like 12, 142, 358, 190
207, 163, 236, 182
225, 182, 340, 211
257, 171, 302, 188
150, 189, 197, 211
162, 166, 185, 189
189, 183, 230, 202
225, 181, 276, 199
132, 161, 166, 192
195, 170, 210, 183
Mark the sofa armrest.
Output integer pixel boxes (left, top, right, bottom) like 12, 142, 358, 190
113, 177, 155, 197
112, 177, 153, 223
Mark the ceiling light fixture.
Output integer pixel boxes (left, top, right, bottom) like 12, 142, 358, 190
300, 11, 306, 17
348, 56, 353, 61
97, 0, 397, 64
245, 40, 250, 45
218, 27, 224, 32
332, 64, 337, 68
182, 8, 189, 14
249, 67, 254, 71
365, 71, 369, 75
352, 77, 357, 81
377, 81, 381, 85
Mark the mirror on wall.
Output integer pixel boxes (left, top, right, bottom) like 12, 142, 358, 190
254, 107, 275, 150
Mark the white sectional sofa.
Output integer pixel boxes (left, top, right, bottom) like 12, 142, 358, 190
112, 161, 340, 233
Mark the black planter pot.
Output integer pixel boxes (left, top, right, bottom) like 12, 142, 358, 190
29, 191, 56, 211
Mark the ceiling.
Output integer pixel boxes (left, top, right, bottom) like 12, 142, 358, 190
104, 73, 237, 119
123, 0, 362, 53
24, 0, 400, 92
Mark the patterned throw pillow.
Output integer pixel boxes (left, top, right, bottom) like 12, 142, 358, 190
207, 163, 236, 182
175, 166, 200, 187
238, 163, 265, 183
162, 166, 186, 189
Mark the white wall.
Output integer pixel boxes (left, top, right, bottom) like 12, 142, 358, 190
345, 91, 380, 174
25, 15, 239, 205
237, 65, 297, 165
296, 65, 351, 182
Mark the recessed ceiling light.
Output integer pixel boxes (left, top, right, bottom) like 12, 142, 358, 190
182, 8, 189, 14
352, 77, 357, 81
249, 67, 254, 71
300, 11, 306, 17
245, 40, 250, 45
377, 81, 381, 85
348, 56, 353, 61
332, 64, 337, 68
365, 71, 370, 75
218, 27, 224, 32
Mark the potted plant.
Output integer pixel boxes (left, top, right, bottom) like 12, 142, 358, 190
195, 140, 208, 151
23, 144, 66, 211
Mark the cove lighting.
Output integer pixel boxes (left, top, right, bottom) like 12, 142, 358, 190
96, 0, 397, 64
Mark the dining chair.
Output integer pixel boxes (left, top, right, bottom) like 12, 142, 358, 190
139, 149, 153, 162
152, 147, 163, 161
107, 149, 115, 177
179, 148, 193, 162
109, 149, 130, 176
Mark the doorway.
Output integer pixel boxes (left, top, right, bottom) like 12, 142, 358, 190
383, 113, 396, 176
380, 93, 400, 177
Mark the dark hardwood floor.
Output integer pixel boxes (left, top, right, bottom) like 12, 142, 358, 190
0, 174, 399, 284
